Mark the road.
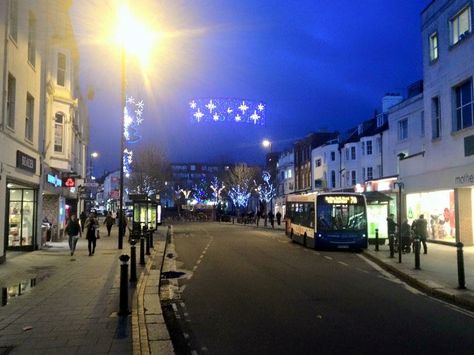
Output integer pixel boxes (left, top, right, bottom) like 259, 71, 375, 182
160, 222, 474, 355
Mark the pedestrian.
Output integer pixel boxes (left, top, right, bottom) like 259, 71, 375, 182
104, 211, 115, 236
80, 210, 87, 232
276, 211, 282, 226
400, 219, 412, 253
85, 212, 98, 256
413, 214, 428, 254
65, 214, 81, 256
387, 213, 397, 246
268, 210, 275, 229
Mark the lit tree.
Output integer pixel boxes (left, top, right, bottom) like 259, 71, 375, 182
255, 171, 276, 204
210, 176, 225, 203
225, 163, 259, 213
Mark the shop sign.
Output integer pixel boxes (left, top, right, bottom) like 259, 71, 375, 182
16, 150, 36, 174
63, 177, 76, 187
47, 174, 62, 187
454, 173, 474, 186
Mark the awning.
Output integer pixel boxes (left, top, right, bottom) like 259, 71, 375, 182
363, 191, 392, 203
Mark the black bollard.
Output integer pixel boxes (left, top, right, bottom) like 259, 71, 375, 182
118, 254, 130, 315
389, 233, 395, 258
140, 235, 145, 265
375, 228, 379, 252
146, 231, 151, 256
414, 236, 421, 270
130, 240, 137, 283
456, 242, 466, 289
1, 287, 7, 306
149, 230, 154, 249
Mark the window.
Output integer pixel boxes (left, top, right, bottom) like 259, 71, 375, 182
57, 53, 67, 86
421, 111, 425, 137
54, 113, 64, 152
7, 73, 16, 129
367, 167, 373, 180
377, 165, 382, 178
331, 151, 336, 161
351, 146, 356, 160
345, 148, 349, 161
362, 167, 366, 180
25, 94, 34, 141
287, 169, 292, 178
366, 140, 373, 155
28, 13, 36, 66
351, 170, 356, 186
376, 137, 382, 153
429, 32, 439, 61
398, 119, 408, 141
432, 97, 441, 138
9, 0, 18, 42
361, 142, 365, 156
315, 158, 322, 167
346, 172, 349, 186
454, 79, 473, 131
331, 170, 336, 188
451, 6, 471, 45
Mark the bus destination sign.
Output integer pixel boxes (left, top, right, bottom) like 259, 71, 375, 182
324, 195, 358, 205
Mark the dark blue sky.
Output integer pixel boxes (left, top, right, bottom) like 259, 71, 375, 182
72, 0, 430, 176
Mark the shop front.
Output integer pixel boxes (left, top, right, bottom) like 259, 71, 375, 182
6, 181, 38, 250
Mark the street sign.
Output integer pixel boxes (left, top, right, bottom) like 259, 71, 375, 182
83, 182, 99, 187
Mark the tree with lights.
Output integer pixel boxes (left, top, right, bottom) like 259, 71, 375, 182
225, 163, 259, 215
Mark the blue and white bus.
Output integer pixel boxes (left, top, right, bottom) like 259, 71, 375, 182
286, 192, 368, 250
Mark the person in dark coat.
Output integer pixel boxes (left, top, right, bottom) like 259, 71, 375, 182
268, 211, 275, 229
413, 214, 428, 254
85, 212, 98, 256
65, 214, 82, 256
80, 211, 87, 232
387, 213, 397, 246
103, 212, 115, 236
276, 211, 282, 226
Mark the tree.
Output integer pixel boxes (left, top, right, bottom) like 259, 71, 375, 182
127, 143, 171, 195
225, 163, 260, 212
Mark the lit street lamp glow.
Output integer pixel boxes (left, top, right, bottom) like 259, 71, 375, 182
262, 139, 271, 150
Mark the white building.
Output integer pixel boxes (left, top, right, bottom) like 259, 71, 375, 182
387, 0, 474, 246
311, 140, 340, 190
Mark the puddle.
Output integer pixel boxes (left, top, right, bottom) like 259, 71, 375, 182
1, 278, 37, 307
161, 271, 186, 279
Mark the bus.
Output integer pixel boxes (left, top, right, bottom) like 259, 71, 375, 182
286, 192, 368, 250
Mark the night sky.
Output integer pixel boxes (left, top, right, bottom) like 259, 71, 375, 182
71, 0, 430, 176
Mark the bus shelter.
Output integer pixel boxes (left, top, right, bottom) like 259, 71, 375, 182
128, 194, 161, 232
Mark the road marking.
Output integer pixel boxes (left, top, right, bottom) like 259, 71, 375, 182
172, 303, 178, 312
338, 261, 348, 266
196, 260, 201, 265
324, 256, 333, 260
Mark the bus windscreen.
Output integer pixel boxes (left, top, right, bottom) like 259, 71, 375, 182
316, 195, 367, 232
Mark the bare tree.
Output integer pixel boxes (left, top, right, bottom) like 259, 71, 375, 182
127, 143, 171, 195
225, 163, 260, 212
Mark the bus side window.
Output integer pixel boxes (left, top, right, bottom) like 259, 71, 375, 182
309, 206, 315, 228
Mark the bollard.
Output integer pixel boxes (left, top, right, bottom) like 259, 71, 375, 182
456, 242, 466, 289
389, 233, 395, 258
118, 254, 130, 315
149, 230, 154, 249
130, 240, 137, 283
414, 236, 421, 270
375, 228, 379, 252
146, 232, 151, 256
1, 287, 7, 306
140, 235, 145, 265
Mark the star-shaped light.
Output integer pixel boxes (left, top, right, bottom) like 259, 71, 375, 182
136, 117, 144, 125
250, 110, 260, 124
239, 101, 249, 114
189, 100, 197, 109
227, 107, 233, 114
136, 100, 144, 110
194, 109, 204, 122
126, 96, 135, 104
235, 114, 242, 122
135, 109, 143, 117
258, 103, 265, 112
206, 100, 217, 113
213, 113, 219, 121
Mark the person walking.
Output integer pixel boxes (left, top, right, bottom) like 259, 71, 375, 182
104, 212, 115, 237
413, 214, 428, 254
65, 214, 82, 256
276, 211, 282, 226
268, 210, 275, 229
85, 212, 98, 256
387, 213, 397, 247
80, 211, 87, 232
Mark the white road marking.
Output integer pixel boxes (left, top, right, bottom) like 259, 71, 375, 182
324, 256, 333, 260
338, 261, 349, 266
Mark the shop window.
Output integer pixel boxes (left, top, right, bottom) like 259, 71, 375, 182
7, 187, 37, 248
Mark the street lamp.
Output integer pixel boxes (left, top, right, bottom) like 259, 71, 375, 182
261, 139, 274, 214
262, 139, 272, 151
114, 4, 159, 249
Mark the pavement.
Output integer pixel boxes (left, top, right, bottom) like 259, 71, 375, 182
0, 223, 173, 355
226, 219, 474, 311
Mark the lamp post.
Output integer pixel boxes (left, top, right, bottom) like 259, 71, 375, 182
262, 139, 273, 214
394, 181, 404, 263
114, 4, 158, 249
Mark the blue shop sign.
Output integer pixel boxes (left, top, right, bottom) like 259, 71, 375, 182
47, 174, 62, 187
